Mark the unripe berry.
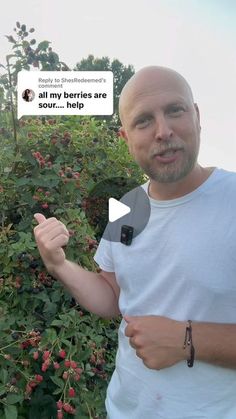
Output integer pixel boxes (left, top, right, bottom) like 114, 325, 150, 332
35, 374, 43, 383
63, 403, 73, 413
57, 400, 63, 409
59, 350, 66, 359
54, 362, 60, 370
68, 387, 75, 398
43, 350, 51, 361
41, 362, 49, 372
62, 371, 69, 380
57, 410, 63, 419
64, 359, 71, 368
70, 361, 77, 369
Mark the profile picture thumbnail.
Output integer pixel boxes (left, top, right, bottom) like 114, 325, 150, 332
22, 89, 35, 102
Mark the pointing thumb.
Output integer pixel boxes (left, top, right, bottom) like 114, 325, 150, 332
34, 213, 47, 224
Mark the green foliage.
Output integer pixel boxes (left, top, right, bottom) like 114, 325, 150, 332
0, 23, 143, 418
0, 114, 144, 417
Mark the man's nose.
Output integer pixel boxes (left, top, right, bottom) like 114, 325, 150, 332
154, 116, 173, 141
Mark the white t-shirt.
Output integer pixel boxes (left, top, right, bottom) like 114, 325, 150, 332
94, 168, 236, 419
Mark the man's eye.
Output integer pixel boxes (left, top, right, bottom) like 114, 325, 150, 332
168, 106, 185, 115
135, 116, 152, 128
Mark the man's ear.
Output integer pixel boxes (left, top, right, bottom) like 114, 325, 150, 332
118, 127, 128, 144
194, 103, 201, 130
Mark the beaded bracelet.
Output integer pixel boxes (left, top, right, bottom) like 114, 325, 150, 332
183, 320, 195, 367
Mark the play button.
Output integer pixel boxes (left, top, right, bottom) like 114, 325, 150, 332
83, 176, 151, 243
109, 198, 131, 222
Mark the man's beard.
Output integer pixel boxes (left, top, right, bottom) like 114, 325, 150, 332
139, 148, 198, 183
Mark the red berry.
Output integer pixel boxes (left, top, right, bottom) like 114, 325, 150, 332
59, 350, 66, 359
33, 351, 39, 360
29, 380, 37, 388
57, 400, 63, 409
35, 374, 43, 383
64, 359, 71, 368
54, 362, 60, 370
74, 374, 80, 381
62, 371, 69, 380
70, 361, 77, 369
43, 350, 51, 361
41, 362, 49, 372
63, 403, 72, 413
57, 410, 63, 419
68, 387, 75, 397
41, 203, 49, 209
25, 384, 32, 394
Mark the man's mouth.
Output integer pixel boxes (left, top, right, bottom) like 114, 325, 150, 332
154, 148, 182, 157
152, 148, 183, 164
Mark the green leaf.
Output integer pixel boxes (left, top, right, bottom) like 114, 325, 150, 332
4, 405, 17, 419
51, 319, 63, 327
52, 387, 62, 395
44, 327, 57, 342
0, 387, 6, 396
6, 393, 24, 404
49, 375, 64, 389
15, 177, 32, 186
0, 369, 8, 384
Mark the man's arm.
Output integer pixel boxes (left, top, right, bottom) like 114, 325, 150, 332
34, 213, 120, 319
191, 321, 236, 369
124, 315, 236, 370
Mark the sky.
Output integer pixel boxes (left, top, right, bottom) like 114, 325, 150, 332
1, 0, 236, 171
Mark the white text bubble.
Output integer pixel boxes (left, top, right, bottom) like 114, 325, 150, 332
17, 71, 113, 119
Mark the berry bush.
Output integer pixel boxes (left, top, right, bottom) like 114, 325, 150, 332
0, 23, 144, 418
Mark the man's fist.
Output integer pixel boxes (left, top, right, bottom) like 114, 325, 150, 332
33, 213, 70, 272
124, 315, 186, 370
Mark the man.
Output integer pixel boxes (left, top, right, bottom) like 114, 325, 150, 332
34, 66, 236, 418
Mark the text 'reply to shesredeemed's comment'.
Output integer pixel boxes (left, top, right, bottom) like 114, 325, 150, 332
17, 71, 113, 119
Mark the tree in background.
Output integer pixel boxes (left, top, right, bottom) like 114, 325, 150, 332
75, 55, 135, 126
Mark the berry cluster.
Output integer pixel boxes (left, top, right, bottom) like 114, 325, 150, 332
19, 329, 41, 349
33, 187, 52, 209
37, 271, 54, 287
89, 344, 107, 380
36, 349, 82, 417
25, 374, 43, 396
50, 130, 71, 146
57, 400, 76, 417
58, 166, 80, 186
32, 151, 52, 168
85, 236, 98, 252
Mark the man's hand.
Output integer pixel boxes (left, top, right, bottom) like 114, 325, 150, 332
33, 213, 70, 272
124, 315, 186, 370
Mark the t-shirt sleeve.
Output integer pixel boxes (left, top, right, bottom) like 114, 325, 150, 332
93, 238, 115, 272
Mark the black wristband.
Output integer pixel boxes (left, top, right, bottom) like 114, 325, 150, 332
183, 320, 195, 367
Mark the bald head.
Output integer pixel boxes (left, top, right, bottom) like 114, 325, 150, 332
119, 66, 194, 127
